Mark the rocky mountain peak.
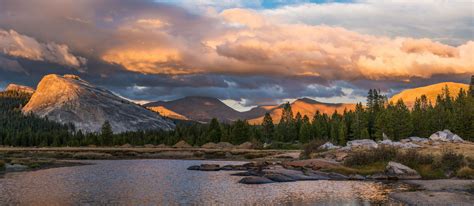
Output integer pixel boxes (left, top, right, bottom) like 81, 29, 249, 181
22, 74, 175, 133
5, 84, 35, 94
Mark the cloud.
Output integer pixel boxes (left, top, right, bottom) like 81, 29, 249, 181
0, 29, 86, 69
0, 0, 472, 107
0, 55, 26, 73
262, 0, 474, 45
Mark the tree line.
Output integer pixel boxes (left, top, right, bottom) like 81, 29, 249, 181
0, 77, 473, 147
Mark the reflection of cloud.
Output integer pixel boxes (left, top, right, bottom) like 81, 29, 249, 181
0, 29, 86, 69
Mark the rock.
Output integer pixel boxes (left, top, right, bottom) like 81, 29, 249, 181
187, 165, 201, 170
349, 174, 366, 180
369, 173, 389, 180
327, 172, 349, 180
5, 164, 29, 171
400, 142, 422, 149
199, 164, 220, 171
173, 140, 192, 148
385, 161, 421, 180
264, 173, 295, 182
429, 130, 464, 142
347, 139, 378, 149
144, 144, 155, 148
231, 171, 261, 176
319, 142, 341, 150
220, 165, 235, 171
239, 176, 274, 184
21, 74, 175, 133
400, 138, 411, 143
335, 152, 349, 162
378, 140, 421, 149
409, 137, 429, 143
236, 142, 254, 149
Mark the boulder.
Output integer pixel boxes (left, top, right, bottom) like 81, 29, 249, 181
239, 176, 274, 184
369, 173, 389, 180
349, 174, 366, 180
347, 139, 378, 149
173, 140, 192, 148
409, 137, 429, 143
429, 130, 464, 142
319, 142, 341, 150
236, 142, 254, 149
199, 164, 221, 171
187, 165, 201, 170
5, 164, 29, 172
385, 161, 421, 180
264, 173, 295, 182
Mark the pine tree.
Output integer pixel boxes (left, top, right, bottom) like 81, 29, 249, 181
100, 121, 113, 146
299, 115, 312, 143
207, 118, 222, 143
262, 113, 274, 143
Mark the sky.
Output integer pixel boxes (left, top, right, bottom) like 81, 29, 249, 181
0, 0, 472, 111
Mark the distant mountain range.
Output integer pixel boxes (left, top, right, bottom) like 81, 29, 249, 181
389, 82, 469, 108
3, 74, 469, 129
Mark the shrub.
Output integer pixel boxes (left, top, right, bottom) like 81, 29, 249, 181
395, 149, 434, 169
439, 149, 464, 172
344, 145, 397, 166
456, 167, 474, 179
301, 140, 326, 159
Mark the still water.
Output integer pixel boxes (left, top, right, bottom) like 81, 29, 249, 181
0, 159, 402, 205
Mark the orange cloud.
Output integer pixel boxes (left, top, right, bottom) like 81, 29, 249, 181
99, 8, 474, 80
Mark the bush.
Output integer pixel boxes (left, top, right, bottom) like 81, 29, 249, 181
344, 145, 397, 166
266, 141, 301, 150
395, 149, 434, 169
301, 140, 325, 159
439, 149, 464, 172
456, 167, 474, 179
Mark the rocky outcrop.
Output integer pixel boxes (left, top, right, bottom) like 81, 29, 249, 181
22, 74, 174, 133
346, 139, 378, 149
385, 161, 421, 180
378, 140, 422, 149
5, 84, 35, 94
429, 130, 464, 142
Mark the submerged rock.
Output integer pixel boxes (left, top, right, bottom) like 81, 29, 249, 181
264, 173, 295, 182
199, 164, 221, 171
239, 176, 274, 184
385, 161, 421, 180
187, 165, 201, 170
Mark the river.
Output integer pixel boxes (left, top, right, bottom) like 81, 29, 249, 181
0, 159, 404, 205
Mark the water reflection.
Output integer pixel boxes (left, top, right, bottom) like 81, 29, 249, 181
0, 159, 403, 205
